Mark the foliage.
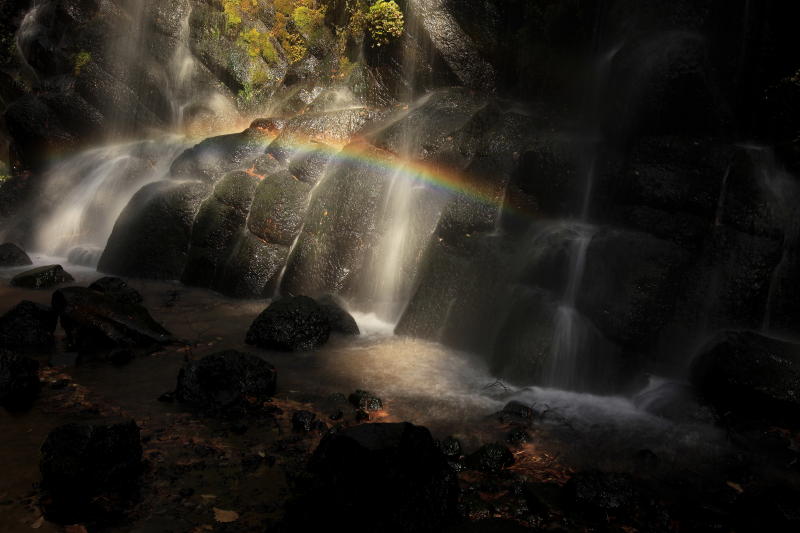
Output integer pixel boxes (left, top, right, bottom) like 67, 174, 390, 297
73, 51, 91, 76
223, 0, 262, 26
292, 5, 326, 37
239, 28, 278, 63
365, 0, 403, 47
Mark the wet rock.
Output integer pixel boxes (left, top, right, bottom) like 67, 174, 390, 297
214, 232, 288, 298
10, 265, 74, 289
506, 428, 531, 445
437, 436, 463, 458
288, 143, 335, 185
319, 294, 360, 335
466, 443, 515, 473
690, 331, 800, 425
98, 180, 212, 280
0, 351, 40, 410
175, 350, 277, 414
51, 287, 172, 354
245, 296, 330, 351
169, 129, 271, 184
348, 389, 383, 411
182, 171, 261, 287
247, 169, 312, 246
564, 470, 639, 518
0, 242, 32, 266
0, 300, 58, 350
280, 143, 392, 297
88, 277, 143, 305
294, 422, 459, 532
577, 228, 692, 349
500, 401, 535, 421
40, 419, 143, 523
292, 410, 317, 433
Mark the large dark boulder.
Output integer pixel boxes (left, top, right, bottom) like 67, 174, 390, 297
88, 277, 143, 305
247, 169, 312, 246
0, 300, 58, 350
169, 129, 271, 184
98, 180, 212, 280
182, 171, 261, 288
51, 287, 172, 354
292, 422, 460, 532
0, 242, 32, 266
245, 296, 330, 351
319, 294, 360, 335
175, 350, 277, 414
10, 265, 75, 289
40, 419, 143, 524
213, 232, 288, 298
466, 442, 515, 473
0, 351, 40, 410
690, 331, 800, 425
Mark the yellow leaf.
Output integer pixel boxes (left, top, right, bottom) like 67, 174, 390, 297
213, 508, 239, 523
30, 516, 44, 529
727, 481, 744, 493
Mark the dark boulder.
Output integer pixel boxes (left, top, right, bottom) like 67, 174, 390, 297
348, 389, 383, 411
690, 331, 800, 425
466, 443, 515, 473
51, 287, 172, 354
175, 350, 277, 414
247, 169, 312, 246
293, 422, 460, 532
0, 242, 32, 266
88, 277, 143, 305
182, 171, 261, 288
11, 265, 74, 289
319, 294, 360, 335
213, 232, 288, 298
40, 419, 143, 524
0, 300, 58, 350
0, 351, 40, 410
245, 296, 331, 351
98, 180, 212, 280
292, 410, 317, 433
169, 129, 271, 184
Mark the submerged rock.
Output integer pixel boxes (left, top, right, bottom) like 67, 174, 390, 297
175, 350, 277, 414
293, 422, 459, 532
0, 242, 32, 266
245, 296, 331, 351
691, 331, 800, 424
466, 443, 515, 473
319, 294, 360, 335
0, 351, 40, 410
291, 410, 317, 433
10, 265, 74, 289
51, 287, 172, 354
40, 419, 143, 524
0, 300, 58, 350
88, 277, 143, 305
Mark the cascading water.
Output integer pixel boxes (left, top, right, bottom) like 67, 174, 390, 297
33, 138, 191, 264
355, 4, 446, 324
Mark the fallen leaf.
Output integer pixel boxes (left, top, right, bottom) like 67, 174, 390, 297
726, 481, 744, 494
213, 508, 239, 523
30, 516, 44, 529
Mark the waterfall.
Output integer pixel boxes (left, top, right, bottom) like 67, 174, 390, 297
33, 138, 192, 264
354, 1, 446, 324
